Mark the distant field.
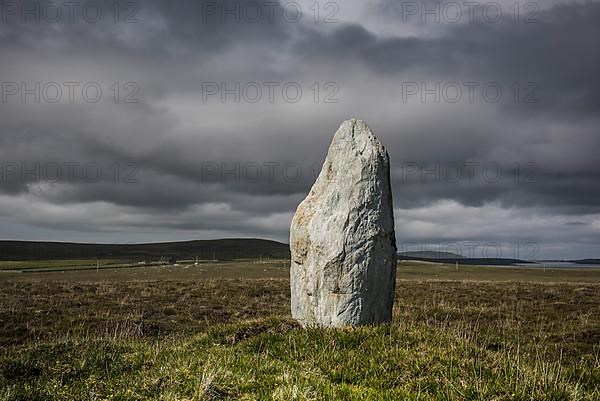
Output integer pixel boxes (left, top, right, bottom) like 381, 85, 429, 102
1, 259, 599, 283
0, 261, 598, 400
397, 261, 600, 283
0, 260, 291, 280
0, 259, 129, 271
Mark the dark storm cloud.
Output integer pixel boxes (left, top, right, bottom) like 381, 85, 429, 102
296, 1, 600, 117
0, 0, 291, 56
0, 0, 599, 258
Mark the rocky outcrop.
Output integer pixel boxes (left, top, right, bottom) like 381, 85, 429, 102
290, 119, 397, 327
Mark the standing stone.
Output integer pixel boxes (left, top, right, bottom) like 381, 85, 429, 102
290, 119, 397, 327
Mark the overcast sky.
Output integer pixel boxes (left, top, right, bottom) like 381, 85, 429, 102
0, 0, 599, 259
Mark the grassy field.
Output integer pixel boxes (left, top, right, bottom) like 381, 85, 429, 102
0, 259, 130, 271
0, 261, 598, 400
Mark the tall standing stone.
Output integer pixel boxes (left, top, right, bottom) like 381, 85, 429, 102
290, 119, 397, 327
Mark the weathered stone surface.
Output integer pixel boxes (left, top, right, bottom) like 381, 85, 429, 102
290, 119, 397, 327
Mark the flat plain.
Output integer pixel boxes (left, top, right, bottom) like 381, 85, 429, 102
0, 261, 598, 400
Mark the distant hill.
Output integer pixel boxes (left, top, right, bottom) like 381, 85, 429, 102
0, 239, 290, 261
572, 259, 600, 265
398, 251, 466, 259
398, 251, 532, 266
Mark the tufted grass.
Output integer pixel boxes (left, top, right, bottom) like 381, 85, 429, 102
0, 263, 598, 400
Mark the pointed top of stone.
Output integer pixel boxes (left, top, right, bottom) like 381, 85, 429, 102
326, 118, 388, 169
333, 118, 376, 140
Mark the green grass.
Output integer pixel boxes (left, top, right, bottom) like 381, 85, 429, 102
0, 259, 129, 271
0, 262, 598, 400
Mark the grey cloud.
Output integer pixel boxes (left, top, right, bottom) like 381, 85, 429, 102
0, 0, 598, 258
